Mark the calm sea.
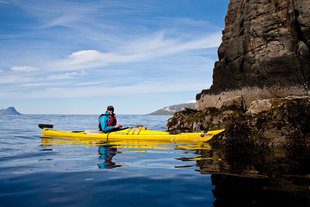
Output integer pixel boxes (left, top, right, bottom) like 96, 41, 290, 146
0, 115, 309, 207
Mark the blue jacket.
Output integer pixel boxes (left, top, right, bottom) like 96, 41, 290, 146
99, 112, 116, 132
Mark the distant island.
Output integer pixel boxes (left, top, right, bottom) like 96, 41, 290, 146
0, 107, 21, 115
149, 101, 195, 115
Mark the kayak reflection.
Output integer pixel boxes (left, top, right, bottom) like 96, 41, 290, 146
40, 136, 212, 169
97, 145, 122, 169
40, 136, 211, 150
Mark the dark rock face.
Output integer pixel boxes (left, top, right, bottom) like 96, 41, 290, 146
168, 0, 310, 147
196, 0, 310, 111
168, 96, 310, 147
200, 0, 310, 96
0, 107, 21, 115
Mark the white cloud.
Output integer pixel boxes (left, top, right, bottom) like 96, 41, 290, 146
51, 31, 221, 71
66, 50, 104, 65
47, 71, 86, 80
123, 31, 221, 55
0, 69, 3, 72
23, 82, 60, 87
0, 75, 35, 84
76, 81, 101, 86
11, 66, 38, 72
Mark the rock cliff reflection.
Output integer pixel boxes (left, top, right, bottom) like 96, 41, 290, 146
41, 137, 310, 206
193, 146, 310, 207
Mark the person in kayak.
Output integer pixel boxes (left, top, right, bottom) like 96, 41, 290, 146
98, 105, 122, 132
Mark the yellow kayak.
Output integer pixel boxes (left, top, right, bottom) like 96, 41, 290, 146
39, 124, 224, 142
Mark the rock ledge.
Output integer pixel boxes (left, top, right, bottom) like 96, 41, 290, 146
167, 96, 310, 148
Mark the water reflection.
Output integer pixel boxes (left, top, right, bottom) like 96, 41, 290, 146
97, 145, 121, 169
211, 173, 310, 207
193, 146, 310, 207
40, 136, 212, 170
40, 136, 212, 150
41, 137, 310, 207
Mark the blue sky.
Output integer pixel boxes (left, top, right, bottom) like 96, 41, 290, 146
0, 0, 229, 114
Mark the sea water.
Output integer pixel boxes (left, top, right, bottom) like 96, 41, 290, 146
0, 115, 309, 207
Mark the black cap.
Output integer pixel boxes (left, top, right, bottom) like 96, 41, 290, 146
107, 105, 114, 111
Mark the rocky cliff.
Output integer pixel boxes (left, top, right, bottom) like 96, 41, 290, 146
168, 96, 310, 147
168, 0, 310, 147
197, 0, 310, 110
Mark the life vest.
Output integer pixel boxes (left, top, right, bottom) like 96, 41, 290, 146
98, 113, 117, 131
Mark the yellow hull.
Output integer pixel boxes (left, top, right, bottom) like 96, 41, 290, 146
41, 127, 224, 142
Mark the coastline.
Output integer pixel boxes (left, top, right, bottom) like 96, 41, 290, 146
168, 95, 310, 148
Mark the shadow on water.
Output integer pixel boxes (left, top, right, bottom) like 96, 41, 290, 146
40, 137, 310, 207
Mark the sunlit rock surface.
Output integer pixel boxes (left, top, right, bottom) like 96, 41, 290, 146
168, 96, 310, 147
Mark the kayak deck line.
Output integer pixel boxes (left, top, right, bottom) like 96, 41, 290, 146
39, 124, 225, 142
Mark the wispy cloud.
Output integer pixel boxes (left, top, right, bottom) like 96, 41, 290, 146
0, 0, 227, 113
17, 80, 208, 99
50, 31, 221, 71
76, 81, 101, 86
11, 66, 38, 72
0, 78, 208, 99
47, 71, 86, 80
22, 82, 59, 87
13, 0, 156, 30
43, 14, 83, 28
0, 75, 35, 84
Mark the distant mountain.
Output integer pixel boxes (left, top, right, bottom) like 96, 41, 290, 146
0, 107, 22, 115
149, 101, 195, 115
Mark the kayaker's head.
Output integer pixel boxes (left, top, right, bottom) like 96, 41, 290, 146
107, 105, 114, 115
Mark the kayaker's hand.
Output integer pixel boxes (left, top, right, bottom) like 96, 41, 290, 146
115, 124, 122, 129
